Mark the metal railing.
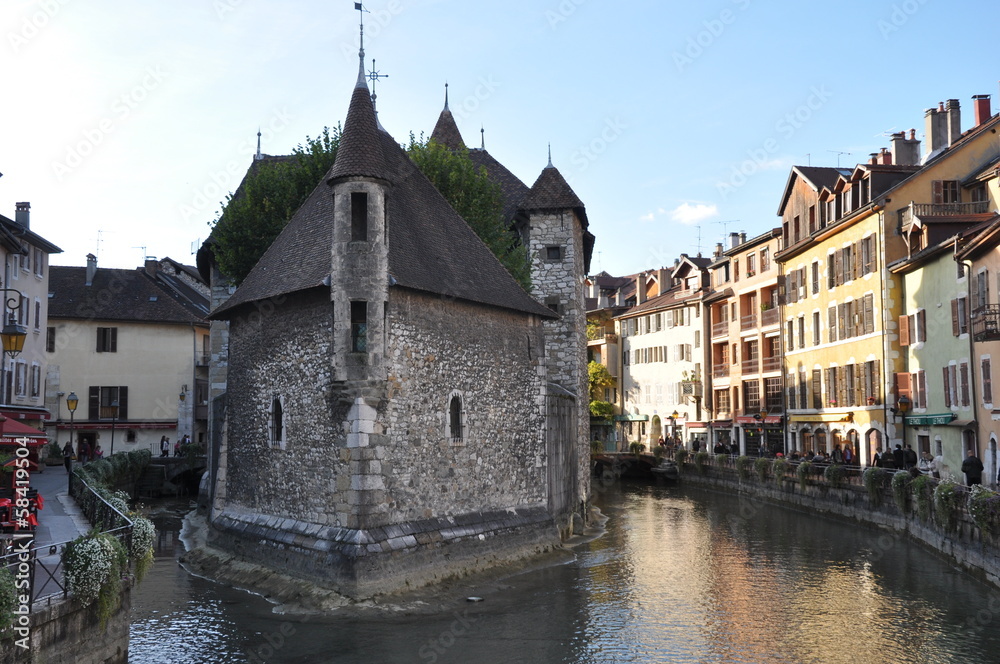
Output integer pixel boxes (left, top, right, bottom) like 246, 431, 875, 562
761, 307, 780, 327
0, 475, 133, 609
972, 305, 1000, 342
740, 313, 757, 332
901, 200, 991, 227
712, 321, 729, 338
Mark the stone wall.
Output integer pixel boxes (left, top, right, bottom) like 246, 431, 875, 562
0, 590, 130, 664
528, 209, 590, 523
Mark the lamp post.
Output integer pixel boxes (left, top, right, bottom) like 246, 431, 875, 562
66, 391, 78, 455
109, 399, 119, 457
0, 306, 27, 404
897, 394, 912, 450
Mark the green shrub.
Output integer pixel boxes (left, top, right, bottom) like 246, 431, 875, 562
714, 453, 727, 467
629, 441, 645, 457
797, 461, 813, 490
736, 456, 753, 480
772, 458, 788, 485
891, 471, 912, 513
911, 474, 933, 522
694, 451, 710, 475
754, 457, 771, 482
0, 568, 16, 631
933, 480, 962, 532
824, 463, 846, 489
590, 440, 603, 455
862, 467, 887, 506
967, 484, 1000, 535
653, 445, 667, 461
675, 448, 689, 466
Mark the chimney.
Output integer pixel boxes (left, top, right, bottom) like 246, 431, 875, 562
85, 253, 97, 286
974, 94, 992, 127
635, 274, 646, 304
739, 232, 747, 244
879, 148, 892, 165
657, 268, 671, 296
925, 104, 948, 156
714, 242, 724, 259
14, 203, 29, 229
891, 130, 920, 166
868, 153, 878, 165
728, 232, 740, 250
144, 257, 159, 277
946, 99, 962, 145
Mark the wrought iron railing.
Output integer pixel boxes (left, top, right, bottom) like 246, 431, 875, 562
972, 305, 1000, 342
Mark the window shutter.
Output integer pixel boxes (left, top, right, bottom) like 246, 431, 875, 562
917, 371, 927, 409
932, 180, 944, 205
837, 367, 846, 406
864, 294, 875, 335
118, 386, 128, 420
855, 363, 864, 406
829, 306, 838, 342
894, 372, 912, 404
983, 359, 994, 404
951, 299, 960, 336
827, 260, 835, 290
898, 315, 910, 346
943, 367, 953, 407
916, 310, 926, 343
89, 386, 99, 420
960, 364, 970, 407
835, 251, 844, 286
838, 303, 847, 340
110, 328, 118, 352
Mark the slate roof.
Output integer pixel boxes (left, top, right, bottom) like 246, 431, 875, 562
522, 165, 596, 273
468, 149, 530, 223
430, 108, 465, 150
49, 265, 208, 324
213, 78, 555, 321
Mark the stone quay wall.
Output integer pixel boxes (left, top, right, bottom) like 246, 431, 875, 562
676, 458, 1000, 590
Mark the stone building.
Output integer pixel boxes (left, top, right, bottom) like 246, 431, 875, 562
202, 56, 593, 598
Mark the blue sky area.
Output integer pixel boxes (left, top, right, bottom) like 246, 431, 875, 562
3, 0, 999, 277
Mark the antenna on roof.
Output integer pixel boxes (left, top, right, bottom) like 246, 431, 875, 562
694, 225, 704, 256
827, 150, 852, 168
712, 219, 740, 239
805, 153, 811, 166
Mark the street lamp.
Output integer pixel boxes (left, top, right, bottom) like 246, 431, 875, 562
109, 399, 119, 457
896, 394, 912, 450
670, 410, 680, 444
0, 300, 27, 405
66, 391, 78, 455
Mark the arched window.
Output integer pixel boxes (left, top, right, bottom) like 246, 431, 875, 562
446, 391, 464, 445
269, 395, 286, 450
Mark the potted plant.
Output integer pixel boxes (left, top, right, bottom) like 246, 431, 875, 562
867, 396, 877, 406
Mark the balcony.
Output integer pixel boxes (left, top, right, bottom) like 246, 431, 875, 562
973, 305, 1000, 342
901, 200, 991, 227
740, 313, 757, 332
741, 358, 759, 375
761, 307, 779, 327
712, 320, 728, 338
761, 356, 781, 372
713, 365, 730, 379
196, 353, 211, 367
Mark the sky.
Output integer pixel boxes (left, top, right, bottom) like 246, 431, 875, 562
2, 0, 1000, 278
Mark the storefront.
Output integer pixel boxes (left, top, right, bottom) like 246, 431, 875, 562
736, 415, 784, 456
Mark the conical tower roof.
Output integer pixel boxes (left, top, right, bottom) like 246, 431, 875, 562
327, 75, 389, 182
429, 84, 465, 149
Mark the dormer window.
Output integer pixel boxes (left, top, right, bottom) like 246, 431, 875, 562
351, 192, 368, 241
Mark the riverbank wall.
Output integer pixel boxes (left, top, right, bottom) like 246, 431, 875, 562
673, 456, 1000, 590
0, 590, 131, 664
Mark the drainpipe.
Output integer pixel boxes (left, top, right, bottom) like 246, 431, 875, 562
877, 207, 892, 462
955, 241, 981, 476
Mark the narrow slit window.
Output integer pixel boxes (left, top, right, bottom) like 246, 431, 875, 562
351, 192, 368, 241
351, 301, 368, 352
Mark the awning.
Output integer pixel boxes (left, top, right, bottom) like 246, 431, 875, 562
0, 419, 47, 446
710, 420, 733, 429
904, 413, 956, 426
948, 419, 976, 428
789, 413, 854, 424
614, 414, 649, 422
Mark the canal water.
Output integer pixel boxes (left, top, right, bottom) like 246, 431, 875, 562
129, 483, 1000, 663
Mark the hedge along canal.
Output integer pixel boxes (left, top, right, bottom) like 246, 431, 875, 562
673, 452, 1000, 590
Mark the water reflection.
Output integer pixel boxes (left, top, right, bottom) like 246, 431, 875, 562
130, 484, 1000, 663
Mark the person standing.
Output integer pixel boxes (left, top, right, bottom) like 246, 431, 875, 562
160, 435, 170, 458
904, 445, 918, 470
892, 444, 905, 469
62, 442, 73, 473
962, 449, 984, 486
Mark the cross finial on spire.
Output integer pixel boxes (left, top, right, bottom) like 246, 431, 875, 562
367, 58, 389, 110
255, 128, 262, 161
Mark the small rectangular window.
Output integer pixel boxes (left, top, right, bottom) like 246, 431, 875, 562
96, 327, 118, 353
351, 192, 368, 242
351, 301, 368, 352
545, 246, 563, 260
46, 327, 55, 353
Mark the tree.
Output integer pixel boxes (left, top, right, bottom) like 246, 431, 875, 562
588, 361, 615, 398
210, 127, 341, 285
407, 134, 532, 291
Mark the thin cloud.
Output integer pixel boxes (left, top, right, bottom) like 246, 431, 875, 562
670, 202, 718, 225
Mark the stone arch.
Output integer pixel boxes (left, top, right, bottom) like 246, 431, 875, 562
865, 428, 883, 466
650, 415, 662, 445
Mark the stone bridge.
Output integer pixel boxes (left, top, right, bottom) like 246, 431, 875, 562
137, 456, 207, 498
